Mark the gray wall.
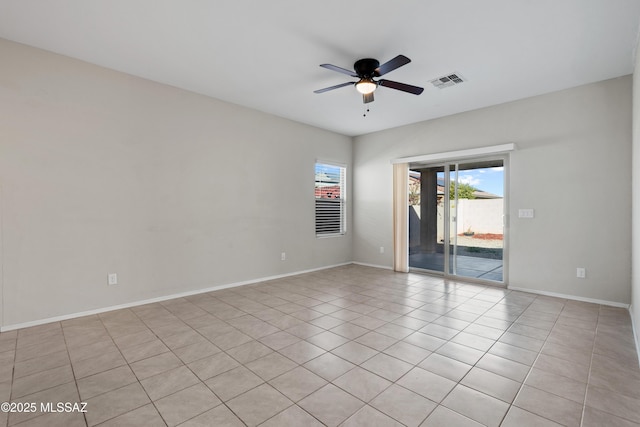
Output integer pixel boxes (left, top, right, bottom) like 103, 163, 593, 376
632, 44, 640, 351
0, 39, 352, 327
0, 36, 635, 330
353, 76, 632, 305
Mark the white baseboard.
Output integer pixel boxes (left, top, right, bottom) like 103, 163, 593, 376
630, 304, 640, 369
508, 286, 630, 308
351, 261, 393, 270
0, 262, 352, 332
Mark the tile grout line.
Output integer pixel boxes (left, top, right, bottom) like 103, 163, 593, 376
450, 290, 530, 427
96, 314, 155, 427
503, 297, 571, 427
578, 307, 600, 427
61, 321, 90, 427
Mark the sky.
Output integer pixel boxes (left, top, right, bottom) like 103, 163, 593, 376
441, 166, 504, 197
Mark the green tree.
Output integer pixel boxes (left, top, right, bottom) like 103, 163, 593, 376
450, 182, 476, 199
409, 179, 420, 205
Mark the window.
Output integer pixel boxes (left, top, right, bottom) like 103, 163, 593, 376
315, 162, 346, 236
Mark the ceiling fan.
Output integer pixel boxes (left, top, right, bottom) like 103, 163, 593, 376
314, 55, 424, 104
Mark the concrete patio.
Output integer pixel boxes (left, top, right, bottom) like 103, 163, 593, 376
409, 244, 504, 282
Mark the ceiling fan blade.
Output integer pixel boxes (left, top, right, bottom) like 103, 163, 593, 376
378, 79, 424, 95
375, 55, 411, 76
320, 64, 358, 77
363, 92, 374, 104
314, 81, 355, 94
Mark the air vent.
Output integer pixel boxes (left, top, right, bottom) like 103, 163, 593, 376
430, 73, 465, 89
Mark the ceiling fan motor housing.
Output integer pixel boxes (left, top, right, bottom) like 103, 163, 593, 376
354, 58, 380, 78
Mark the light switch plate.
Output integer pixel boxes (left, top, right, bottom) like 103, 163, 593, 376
518, 209, 534, 218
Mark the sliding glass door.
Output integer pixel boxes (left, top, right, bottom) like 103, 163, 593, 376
408, 166, 445, 272
409, 158, 505, 284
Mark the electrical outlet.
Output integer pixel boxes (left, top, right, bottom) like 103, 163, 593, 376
281, 252, 286, 261
379, 246, 384, 254
108, 273, 118, 285
576, 268, 586, 279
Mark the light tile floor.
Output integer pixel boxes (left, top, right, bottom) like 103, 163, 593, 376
0, 264, 639, 426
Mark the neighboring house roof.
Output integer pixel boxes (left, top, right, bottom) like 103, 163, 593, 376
472, 190, 501, 199
315, 185, 341, 198
409, 175, 501, 199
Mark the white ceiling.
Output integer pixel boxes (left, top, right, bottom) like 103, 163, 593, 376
1, 0, 639, 136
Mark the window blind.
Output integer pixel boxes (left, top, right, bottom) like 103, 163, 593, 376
315, 163, 346, 236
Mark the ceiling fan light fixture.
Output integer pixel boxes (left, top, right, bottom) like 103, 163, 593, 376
355, 78, 377, 94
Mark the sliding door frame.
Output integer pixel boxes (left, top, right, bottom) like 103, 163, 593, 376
408, 154, 510, 287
